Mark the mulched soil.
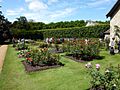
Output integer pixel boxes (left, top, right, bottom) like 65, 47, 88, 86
88, 85, 105, 90
66, 55, 104, 63
65, 56, 88, 63
22, 61, 64, 72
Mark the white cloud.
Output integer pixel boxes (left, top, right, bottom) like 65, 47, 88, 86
87, 0, 111, 7
6, 10, 18, 16
22, 7, 76, 23
28, 0, 48, 12
23, 12, 50, 23
6, 7, 25, 16
49, 8, 76, 19
25, 0, 33, 3
48, 0, 59, 5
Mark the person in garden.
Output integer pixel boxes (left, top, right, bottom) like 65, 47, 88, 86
46, 38, 49, 44
12, 37, 16, 47
110, 47, 115, 55
117, 40, 120, 52
109, 37, 115, 55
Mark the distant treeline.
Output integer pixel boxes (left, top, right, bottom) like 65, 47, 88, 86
11, 16, 110, 30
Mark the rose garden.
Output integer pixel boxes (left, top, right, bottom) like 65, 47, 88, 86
1, 2, 120, 89
1, 32, 120, 90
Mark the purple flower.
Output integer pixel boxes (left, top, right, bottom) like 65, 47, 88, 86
96, 64, 100, 70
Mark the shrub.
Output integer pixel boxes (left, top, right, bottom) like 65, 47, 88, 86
64, 39, 100, 61
43, 25, 109, 38
12, 25, 109, 39
85, 63, 120, 90
12, 29, 44, 40
17, 49, 31, 58
25, 48, 61, 66
16, 42, 28, 50
39, 42, 48, 48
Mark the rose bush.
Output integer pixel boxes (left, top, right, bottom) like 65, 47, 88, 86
25, 48, 61, 66
85, 63, 120, 90
63, 39, 100, 61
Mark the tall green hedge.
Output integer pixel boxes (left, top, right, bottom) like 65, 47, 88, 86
43, 25, 109, 38
12, 29, 44, 40
11, 25, 109, 39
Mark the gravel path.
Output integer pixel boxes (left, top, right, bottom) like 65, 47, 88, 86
0, 45, 8, 73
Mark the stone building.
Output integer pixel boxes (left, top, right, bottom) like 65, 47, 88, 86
106, 0, 120, 41
86, 20, 98, 27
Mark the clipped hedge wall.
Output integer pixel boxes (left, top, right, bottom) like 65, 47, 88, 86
12, 30, 44, 40
11, 25, 109, 40
43, 25, 109, 38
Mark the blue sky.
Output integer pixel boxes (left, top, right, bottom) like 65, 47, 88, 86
0, 0, 117, 23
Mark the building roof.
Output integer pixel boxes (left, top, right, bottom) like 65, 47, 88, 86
106, 0, 120, 18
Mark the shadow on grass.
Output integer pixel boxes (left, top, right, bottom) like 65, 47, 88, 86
95, 56, 105, 60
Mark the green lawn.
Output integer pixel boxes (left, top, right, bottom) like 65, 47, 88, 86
0, 45, 120, 90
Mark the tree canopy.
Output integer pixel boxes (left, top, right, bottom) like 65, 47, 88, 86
12, 17, 87, 30
11, 16, 109, 31
0, 6, 11, 44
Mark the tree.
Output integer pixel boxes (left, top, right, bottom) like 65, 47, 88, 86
0, 6, 12, 44
12, 16, 29, 30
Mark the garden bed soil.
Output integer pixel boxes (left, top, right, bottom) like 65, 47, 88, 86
88, 85, 105, 90
66, 54, 104, 63
22, 61, 64, 72
65, 56, 87, 62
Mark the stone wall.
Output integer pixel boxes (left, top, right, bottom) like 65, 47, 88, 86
110, 6, 120, 41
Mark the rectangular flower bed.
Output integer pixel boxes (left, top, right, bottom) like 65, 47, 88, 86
22, 61, 63, 72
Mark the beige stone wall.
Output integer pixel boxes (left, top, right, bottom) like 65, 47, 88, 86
110, 7, 120, 41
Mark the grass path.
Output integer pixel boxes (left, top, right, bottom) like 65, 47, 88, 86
0, 45, 8, 72
0, 46, 120, 90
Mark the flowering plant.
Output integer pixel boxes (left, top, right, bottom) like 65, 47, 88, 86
16, 42, 28, 50
24, 48, 61, 66
85, 63, 120, 90
17, 49, 31, 58
64, 39, 100, 61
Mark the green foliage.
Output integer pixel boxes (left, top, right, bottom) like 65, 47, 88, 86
12, 25, 109, 40
0, 7, 12, 44
16, 42, 28, 50
27, 48, 60, 66
43, 25, 109, 38
12, 19, 86, 30
12, 29, 44, 40
12, 16, 29, 30
86, 63, 120, 90
39, 42, 48, 48
63, 39, 100, 60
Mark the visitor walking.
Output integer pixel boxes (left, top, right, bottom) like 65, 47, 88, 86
118, 40, 120, 52
12, 37, 16, 47
109, 37, 115, 55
